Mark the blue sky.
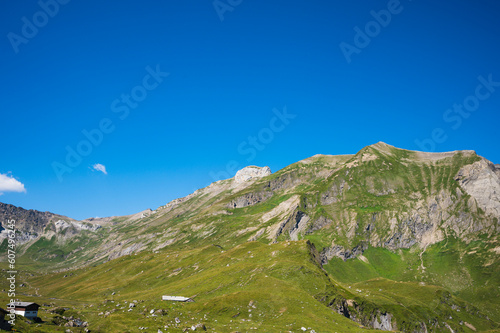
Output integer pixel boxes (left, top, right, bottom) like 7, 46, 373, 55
1, 0, 499, 220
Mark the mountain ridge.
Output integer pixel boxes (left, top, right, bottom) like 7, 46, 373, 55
0, 141, 494, 224
1, 142, 499, 265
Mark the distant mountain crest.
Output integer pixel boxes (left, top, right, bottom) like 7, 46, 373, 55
1, 143, 498, 271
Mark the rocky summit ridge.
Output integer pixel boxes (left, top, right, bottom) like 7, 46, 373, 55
2, 142, 499, 267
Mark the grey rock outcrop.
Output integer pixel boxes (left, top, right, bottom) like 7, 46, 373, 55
306, 216, 332, 234
234, 166, 271, 183
372, 313, 393, 331
229, 191, 273, 209
284, 210, 310, 241
320, 180, 346, 205
330, 298, 395, 332
320, 243, 368, 264
455, 158, 500, 217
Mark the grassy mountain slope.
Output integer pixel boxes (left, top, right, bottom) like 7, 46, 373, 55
2, 241, 378, 332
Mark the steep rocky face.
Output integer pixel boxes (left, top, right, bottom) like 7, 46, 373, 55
320, 243, 368, 264
271, 208, 310, 242
228, 191, 273, 209
456, 158, 500, 217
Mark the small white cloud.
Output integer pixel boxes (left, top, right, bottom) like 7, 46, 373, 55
0, 173, 26, 195
92, 163, 108, 175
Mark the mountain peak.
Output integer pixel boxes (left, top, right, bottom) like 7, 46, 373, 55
352, 141, 397, 158
370, 141, 393, 148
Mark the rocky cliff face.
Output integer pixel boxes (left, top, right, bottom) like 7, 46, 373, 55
456, 158, 500, 217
